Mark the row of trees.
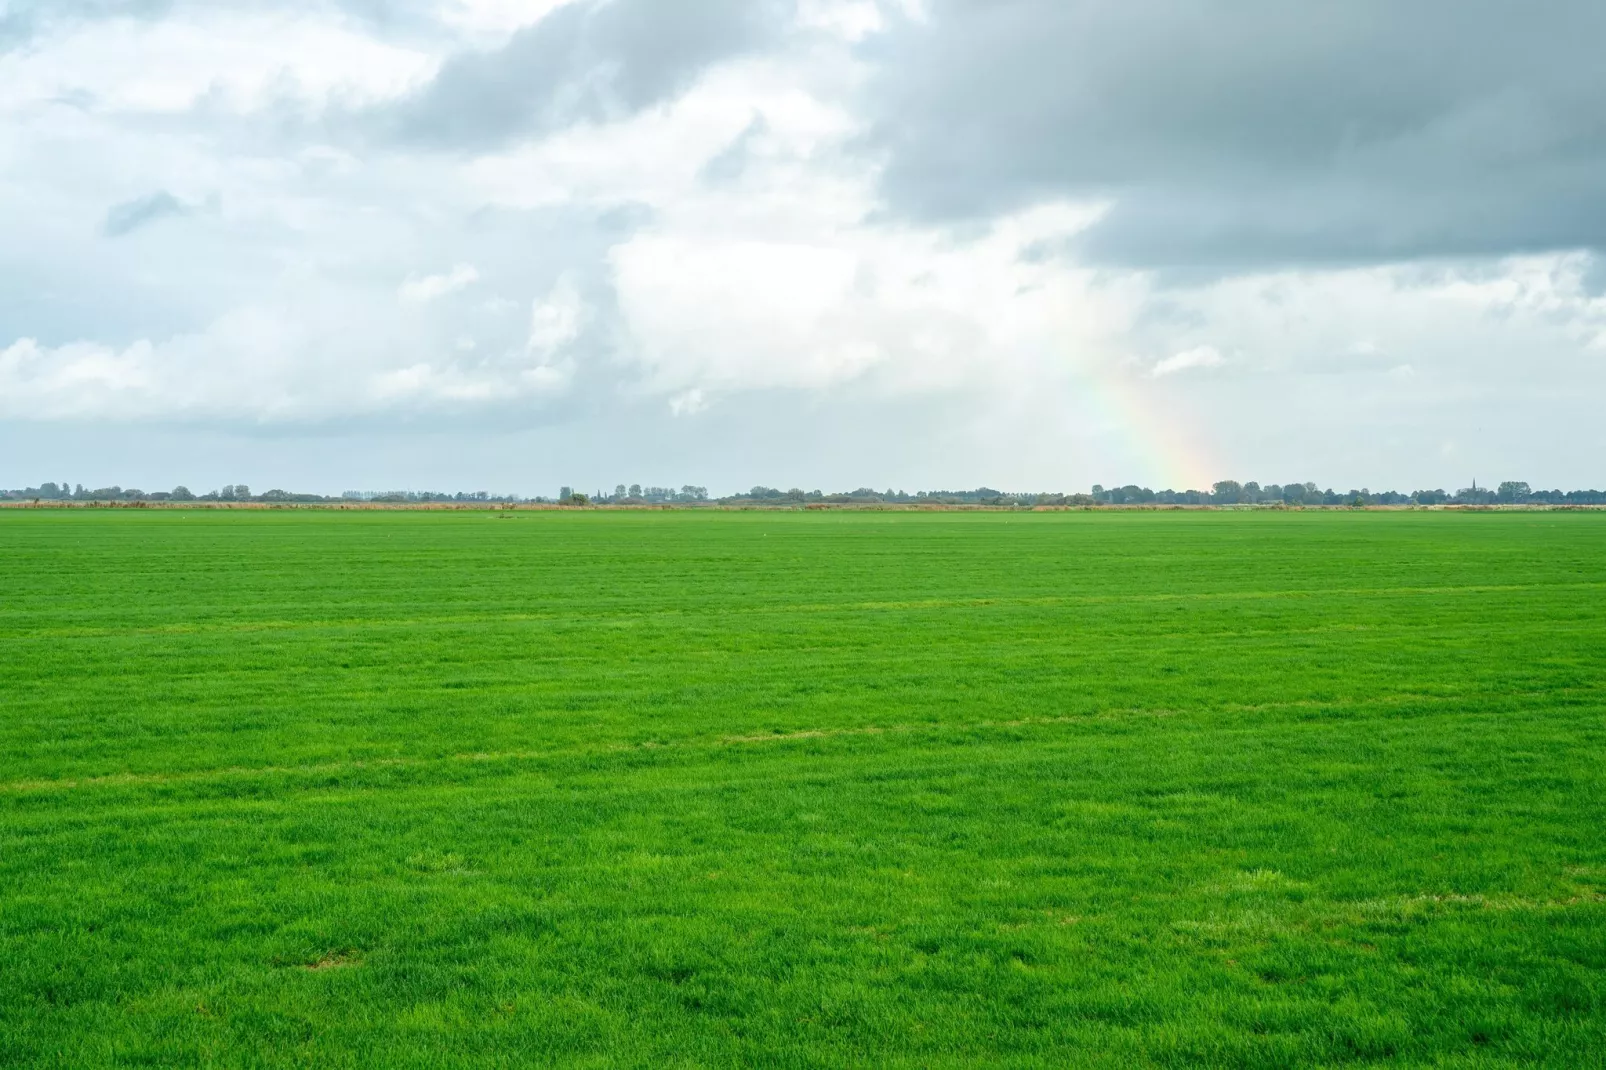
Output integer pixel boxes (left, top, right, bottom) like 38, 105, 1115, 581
7, 479, 1605, 507
713, 482, 1606, 507
1, 482, 205, 502
565, 485, 711, 505
0, 483, 525, 504
731, 487, 1032, 505
340, 490, 511, 503
1091, 480, 1606, 507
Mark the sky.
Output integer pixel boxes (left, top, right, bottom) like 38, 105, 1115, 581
2, 0, 1604, 496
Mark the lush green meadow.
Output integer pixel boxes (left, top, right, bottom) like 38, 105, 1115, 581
1, 508, 1603, 1067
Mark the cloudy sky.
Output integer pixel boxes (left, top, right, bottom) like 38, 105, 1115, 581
3, 0, 1603, 495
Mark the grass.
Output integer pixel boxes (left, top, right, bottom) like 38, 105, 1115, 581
1, 508, 1603, 1067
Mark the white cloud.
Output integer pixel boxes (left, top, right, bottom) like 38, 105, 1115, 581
400, 264, 481, 303
0, 12, 437, 115
370, 358, 568, 404
608, 200, 1131, 399
463, 54, 859, 212
577, 52, 1125, 400
527, 276, 587, 360
439, 0, 583, 41
1151, 345, 1225, 378
796, 0, 888, 41
1144, 254, 1606, 386
0, 338, 156, 418
612, 237, 872, 391
668, 388, 707, 416
0, 287, 578, 421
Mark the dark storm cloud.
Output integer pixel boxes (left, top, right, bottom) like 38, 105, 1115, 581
102, 191, 188, 237
380, 0, 784, 151
865, 0, 1606, 269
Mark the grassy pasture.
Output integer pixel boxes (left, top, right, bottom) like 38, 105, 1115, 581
1, 508, 1603, 1067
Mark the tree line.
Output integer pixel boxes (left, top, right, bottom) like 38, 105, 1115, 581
0, 484, 525, 504
5, 479, 1604, 506
682, 481, 1606, 506
1089, 480, 1606, 507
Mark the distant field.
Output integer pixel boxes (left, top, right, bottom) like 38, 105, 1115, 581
2, 510, 1603, 1067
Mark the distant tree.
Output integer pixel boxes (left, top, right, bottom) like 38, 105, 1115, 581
1496, 481, 1532, 503
1211, 480, 1243, 504
629, 484, 642, 498
171, 486, 195, 501
614, 484, 627, 500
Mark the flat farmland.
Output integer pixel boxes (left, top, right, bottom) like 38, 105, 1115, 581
1, 509, 1603, 1067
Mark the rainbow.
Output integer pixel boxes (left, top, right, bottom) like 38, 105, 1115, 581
1071, 365, 1223, 491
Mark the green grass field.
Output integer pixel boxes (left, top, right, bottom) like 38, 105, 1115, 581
2, 509, 1603, 1067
